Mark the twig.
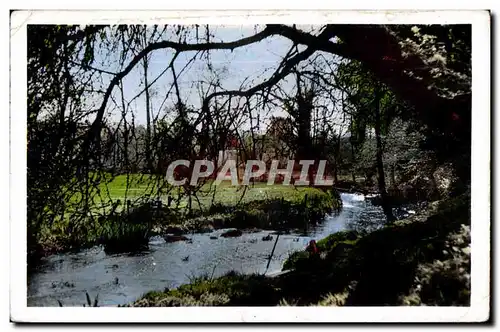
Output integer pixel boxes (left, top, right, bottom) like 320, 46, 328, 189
265, 233, 280, 274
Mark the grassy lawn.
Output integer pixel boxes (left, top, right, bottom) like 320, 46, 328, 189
35, 173, 341, 255
79, 174, 328, 211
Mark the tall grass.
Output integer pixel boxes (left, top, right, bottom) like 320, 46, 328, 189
57, 292, 99, 307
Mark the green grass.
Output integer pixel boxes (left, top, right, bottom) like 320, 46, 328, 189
64, 175, 338, 218
129, 271, 280, 307
34, 173, 341, 256
66, 173, 162, 206
69, 175, 330, 211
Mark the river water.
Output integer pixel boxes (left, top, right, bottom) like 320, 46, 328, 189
27, 193, 387, 307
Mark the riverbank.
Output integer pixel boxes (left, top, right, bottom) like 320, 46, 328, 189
129, 191, 470, 306
152, 187, 341, 236
31, 182, 342, 261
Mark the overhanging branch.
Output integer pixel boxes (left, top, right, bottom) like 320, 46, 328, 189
88, 26, 278, 142
200, 25, 342, 121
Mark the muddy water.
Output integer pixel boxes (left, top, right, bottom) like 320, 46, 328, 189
27, 193, 386, 307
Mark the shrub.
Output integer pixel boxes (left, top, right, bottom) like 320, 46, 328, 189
282, 251, 310, 270
132, 271, 280, 307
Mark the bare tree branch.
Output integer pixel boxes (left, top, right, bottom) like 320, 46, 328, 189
88, 27, 276, 140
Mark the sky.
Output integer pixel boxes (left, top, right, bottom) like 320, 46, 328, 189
87, 25, 344, 133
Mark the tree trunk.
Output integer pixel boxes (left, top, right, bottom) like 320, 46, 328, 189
143, 56, 153, 173
333, 164, 339, 184
349, 113, 357, 184
390, 165, 396, 187
294, 73, 315, 184
333, 133, 341, 184
296, 104, 312, 160
374, 86, 395, 222
350, 141, 356, 183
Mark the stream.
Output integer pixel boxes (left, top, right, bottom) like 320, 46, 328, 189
27, 192, 389, 307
